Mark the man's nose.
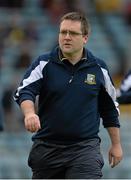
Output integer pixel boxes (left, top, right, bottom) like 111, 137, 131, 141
65, 31, 71, 38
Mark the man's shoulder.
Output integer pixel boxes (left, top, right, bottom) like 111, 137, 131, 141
29, 52, 51, 70
38, 47, 58, 63
95, 57, 108, 70
86, 49, 108, 70
38, 52, 51, 62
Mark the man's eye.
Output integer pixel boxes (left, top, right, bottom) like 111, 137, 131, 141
60, 31, 67, 35
59, 31, 82, 36
70, 32, 77, 35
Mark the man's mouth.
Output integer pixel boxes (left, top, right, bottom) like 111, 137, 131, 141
64, 43, 72, 46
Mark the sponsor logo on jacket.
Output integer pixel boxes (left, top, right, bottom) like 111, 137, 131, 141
84, 74, 96, 85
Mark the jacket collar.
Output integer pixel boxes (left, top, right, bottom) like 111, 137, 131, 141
49, 46, 97, 66
58, 48, 87, 62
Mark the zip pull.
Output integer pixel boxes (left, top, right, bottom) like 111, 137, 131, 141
69, 76, 73, 83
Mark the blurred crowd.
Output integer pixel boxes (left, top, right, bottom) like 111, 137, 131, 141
0, 0, 131, 132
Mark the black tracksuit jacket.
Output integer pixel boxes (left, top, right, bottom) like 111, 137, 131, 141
14, 47, 120, 144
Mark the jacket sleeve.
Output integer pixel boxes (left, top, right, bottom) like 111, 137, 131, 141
13, 56, 48, 105
98, 66, 120, 128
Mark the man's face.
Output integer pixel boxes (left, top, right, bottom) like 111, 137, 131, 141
59, 20, 88, 56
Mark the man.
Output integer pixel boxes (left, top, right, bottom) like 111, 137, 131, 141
14, 12, 123, 179
117, 70, 131, 104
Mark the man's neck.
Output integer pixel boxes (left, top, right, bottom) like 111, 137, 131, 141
63, 51, 83, 65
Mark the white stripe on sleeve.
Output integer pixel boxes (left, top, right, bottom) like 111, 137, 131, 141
15, 61, 48, 98
101, 68, 120, 115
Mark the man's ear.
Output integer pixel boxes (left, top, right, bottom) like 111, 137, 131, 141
84, 35, 88, 44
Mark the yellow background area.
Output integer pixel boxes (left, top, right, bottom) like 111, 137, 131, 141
95, 0, 122, 12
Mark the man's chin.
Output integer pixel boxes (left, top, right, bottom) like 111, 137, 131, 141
62, 49, 72, 54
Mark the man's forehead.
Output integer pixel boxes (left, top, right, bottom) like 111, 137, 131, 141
60, 20, 81, 29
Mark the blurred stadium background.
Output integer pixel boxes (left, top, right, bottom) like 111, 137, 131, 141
0, 0, 131, 178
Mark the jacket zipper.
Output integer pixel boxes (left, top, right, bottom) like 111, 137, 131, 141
69, 75, 74, 83
68, 61, 96, 84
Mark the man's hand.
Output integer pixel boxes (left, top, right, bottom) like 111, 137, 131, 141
107, 127, 123, 168
108, 143, 123, 168
20, 100, 41, 133
24, 113, 41, 133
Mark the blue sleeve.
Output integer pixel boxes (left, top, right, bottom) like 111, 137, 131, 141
13, 55, 48, 105
98, 86, 120, 128
97, 58, 120, 128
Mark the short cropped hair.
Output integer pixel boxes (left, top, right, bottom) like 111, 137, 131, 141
60, 12, 91, 36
